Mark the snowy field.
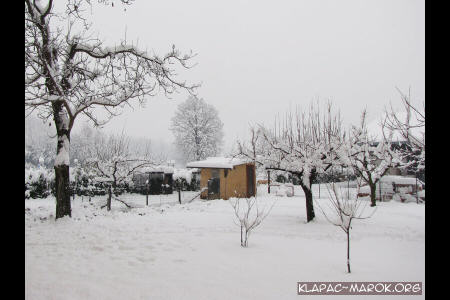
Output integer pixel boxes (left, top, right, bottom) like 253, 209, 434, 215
25, 184, 424, 300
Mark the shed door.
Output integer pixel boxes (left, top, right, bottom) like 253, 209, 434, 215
149, 172, 164, 194
207, 178, 220, 199
246, 165, 255, 197
207, 169, 220, 200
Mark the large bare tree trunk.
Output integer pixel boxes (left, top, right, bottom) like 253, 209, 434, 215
107, 186, 112, 211
369, 182, 377, 207
55, 164, 71, 218
300, 181, 315, 222
53, 104, 72, 219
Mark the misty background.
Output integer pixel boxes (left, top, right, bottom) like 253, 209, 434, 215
27, 0, 425, 166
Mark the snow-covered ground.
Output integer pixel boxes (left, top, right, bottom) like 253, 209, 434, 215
25, 185, 424, 300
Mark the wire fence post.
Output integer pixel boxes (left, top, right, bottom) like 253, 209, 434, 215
379, 180, 382, 202
416, 173, 419, 204
318, 181, 320, 199
146, 175, 150, 206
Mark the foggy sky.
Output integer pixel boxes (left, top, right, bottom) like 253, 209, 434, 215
72, 0, 425, 156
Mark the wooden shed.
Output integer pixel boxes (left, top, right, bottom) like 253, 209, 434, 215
132, 165, 174, 195
186, 157, 256, 200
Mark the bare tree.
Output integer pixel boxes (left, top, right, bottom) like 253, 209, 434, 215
315, 182, 376, 273
88, 131, 159, 211
235, 126, 268, 180
170, 96, 224, 163
25, 114, 56, 168
384, 88, 425, 180
238, 101, 345, 222
344, 110, 400, 207
230, 196, 275, 247
70, 123, 106, 165
25, 0, 198, 218
384, 88, 425, 150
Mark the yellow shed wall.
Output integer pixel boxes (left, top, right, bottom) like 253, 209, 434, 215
200, 168, 212, 199
199, 163, 255, 200
220, 164, 247, 200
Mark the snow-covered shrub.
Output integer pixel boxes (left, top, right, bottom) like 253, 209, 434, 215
418, 189, 425, 200
274, 184, 295, 197
275, 185, 286, 197
392, 189, 420, 203
285, 183, 294, 197
276, 174, 288, 183
25, 166, 54, 199
173, 168, 200, 191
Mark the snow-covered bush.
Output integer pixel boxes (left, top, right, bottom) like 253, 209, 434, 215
275, 174, 288, 183
275, 185, 286, 197
69, 165, 98, 197
25, 166, 54, 199
173, 168, 200, 191
275, 184, 294, 197
418, 189, 425, 200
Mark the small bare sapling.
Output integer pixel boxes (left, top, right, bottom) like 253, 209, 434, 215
315, 182, 376, 273
230, 196, 275, 247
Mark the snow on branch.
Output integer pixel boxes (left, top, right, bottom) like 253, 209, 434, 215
384, 88, 425, 150
25, 0, 199, 130
240, 101, 345, 187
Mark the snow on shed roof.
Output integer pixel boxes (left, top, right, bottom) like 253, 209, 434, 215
379, 175, 423, 185
186, 157, 249, 169
138, 165, 174, 174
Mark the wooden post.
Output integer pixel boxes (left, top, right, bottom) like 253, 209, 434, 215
416, 174, 419, 204
379, 180, 382, 202
107, 185, 112, 211
318, 181, 320, 199
267, 170, 271, 194
178, 188, 181, 204
146, 175, 150, 206
146, 184, 149, 206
